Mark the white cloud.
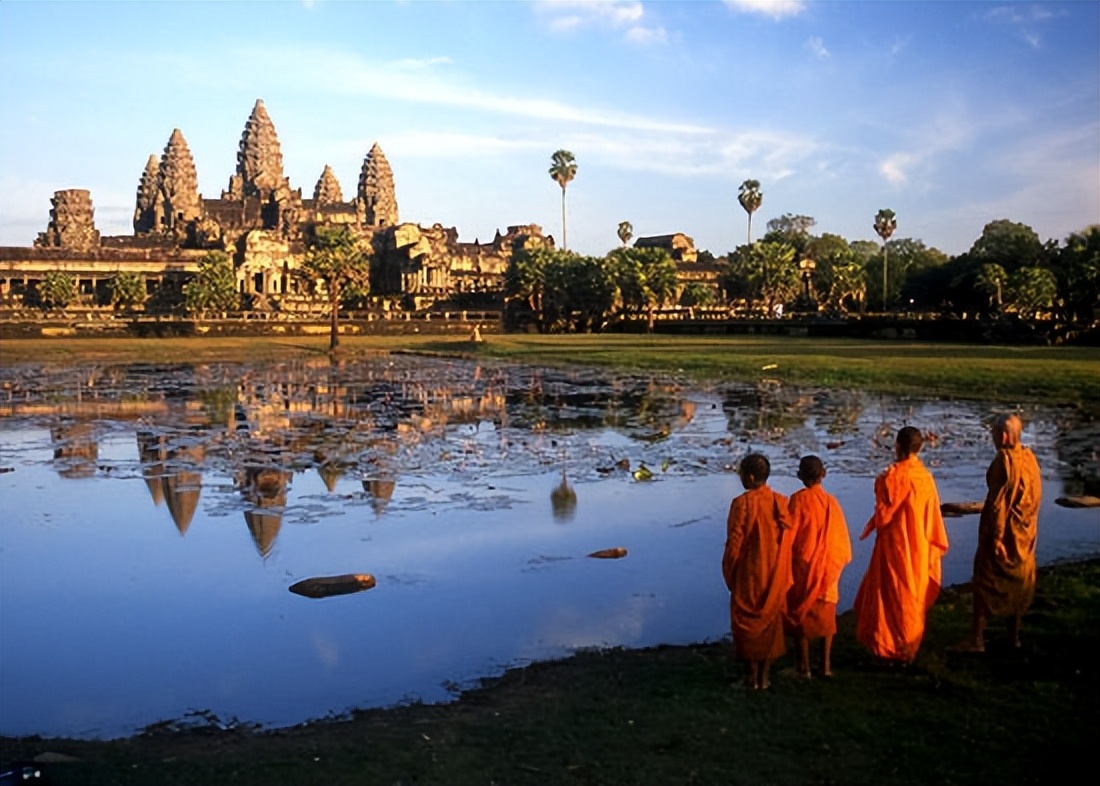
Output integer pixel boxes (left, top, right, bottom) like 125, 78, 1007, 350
879, 152, 915, 185
806, 36, 829, 58
625, 25, 668, 45
723, 0, 806, 20
267, 47, 711, 135
535, 0, 666, 45
386, 132, 545, 159
983, 4, 1065, 49
391, 56, 453, 70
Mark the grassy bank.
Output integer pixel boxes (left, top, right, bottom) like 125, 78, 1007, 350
2, 334, 1098, 409
3, 559, 1096, 785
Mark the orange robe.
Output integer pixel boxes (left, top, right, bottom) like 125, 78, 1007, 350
722, 485, 792, 661
973, 445, 1042, 617
785, 485, 852, 639
853, 455, 949, 662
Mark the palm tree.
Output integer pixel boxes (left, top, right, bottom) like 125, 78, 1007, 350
738, 179, 763, 244
617, 221, 633, 247
549, 150, 578, 250
874, 208, 897, 311
976, 263, 1008, 310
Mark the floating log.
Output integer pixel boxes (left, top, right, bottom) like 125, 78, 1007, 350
588, 547, 628, 559
289, 573, 376, 599
1055, 495, 1100, 509
941, 501, 984, 517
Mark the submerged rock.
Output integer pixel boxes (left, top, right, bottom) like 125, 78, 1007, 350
941, 501, 984, 517
588, 547, 628, 559
289, 574, 377, 598
1055, 495, 1100, 509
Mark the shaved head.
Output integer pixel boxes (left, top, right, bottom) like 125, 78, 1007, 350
993, 414, 1023, 448
895, 426, 924, 458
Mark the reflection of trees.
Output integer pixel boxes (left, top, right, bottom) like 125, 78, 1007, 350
822, 391, 865, 436
51, 421, 98, 479
505, 375, 691, 441
1052, 416, 1100, 496
723, 383, 813, 443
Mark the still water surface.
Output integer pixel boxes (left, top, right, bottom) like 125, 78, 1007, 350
1, 355, 1096, 738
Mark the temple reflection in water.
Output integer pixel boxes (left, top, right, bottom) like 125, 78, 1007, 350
19, 356, 712, 556
18, 353, 1097, 564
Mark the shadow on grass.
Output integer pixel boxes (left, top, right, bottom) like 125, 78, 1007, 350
3, 559, 1097, 785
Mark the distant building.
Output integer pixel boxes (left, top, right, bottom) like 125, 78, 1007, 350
634, 233, 698, 264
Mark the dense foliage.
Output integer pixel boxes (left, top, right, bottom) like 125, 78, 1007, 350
299, 225, 371, 350
108, 271, 147, 310
39, 271, 77, 312
182, 251, 238, 315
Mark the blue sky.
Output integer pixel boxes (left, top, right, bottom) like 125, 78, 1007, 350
1, 1, 1096, 256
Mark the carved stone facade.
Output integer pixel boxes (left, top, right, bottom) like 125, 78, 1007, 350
35, 189, 100, 251
313, 165, 344, 205
223, 100, 294, 203
358, 143, 398, 227
3, 98, 552, 311
155, 129, 203, 237
133, 155, 160, 234
635, 233, 698, 264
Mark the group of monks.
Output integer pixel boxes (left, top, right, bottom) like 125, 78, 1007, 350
721, 414, 1042, 689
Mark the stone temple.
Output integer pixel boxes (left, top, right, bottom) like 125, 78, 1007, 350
0, 99, 553, 311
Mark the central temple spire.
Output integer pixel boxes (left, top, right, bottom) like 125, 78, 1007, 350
223, 99, 292, 202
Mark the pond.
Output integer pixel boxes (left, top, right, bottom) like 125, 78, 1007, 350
1, 354, 1097, 739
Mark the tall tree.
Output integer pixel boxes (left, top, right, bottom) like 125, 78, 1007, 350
183, 251, 238, 316
722, 241, 798, 315
505, 245, 556, 330
542, 251, 616, 333
609, 247, 678, 331
976, 263, 1008, 309
549, 150, 578, 250
617, 221, 633, 247
874, 209, 897, 310
738, 179, 763, 244
1051, 226, 1100, 327
299, 225, 371, 351
1006, 267, 1058, 319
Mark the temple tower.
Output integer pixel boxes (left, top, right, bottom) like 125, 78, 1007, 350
34, 189, 100, 250
155, 128, 202, 234
223, 99, 293, 202
133, 154, 160, 233
313, 165, 344, 205
358, 142, 398, 227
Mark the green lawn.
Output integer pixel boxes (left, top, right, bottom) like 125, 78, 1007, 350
2, 333, 1098, 408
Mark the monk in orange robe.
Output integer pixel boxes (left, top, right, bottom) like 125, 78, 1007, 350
853, 427, 949, 663
966, 414, 1042, 650
722, 453, 792, 689
785, 455, 852, 677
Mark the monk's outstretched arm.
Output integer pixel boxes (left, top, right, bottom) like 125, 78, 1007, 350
861, 472, 902, 540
